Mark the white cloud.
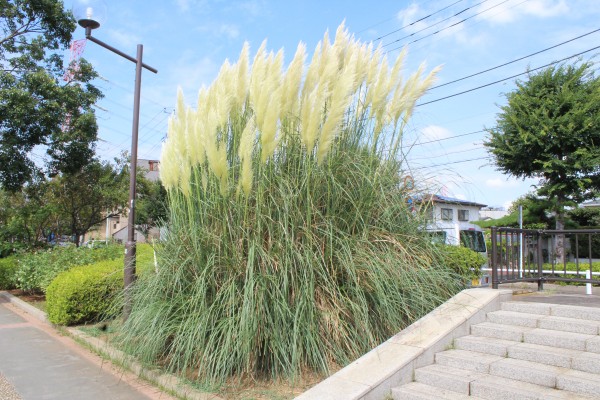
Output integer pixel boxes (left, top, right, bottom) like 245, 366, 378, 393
237, 0, 265, 17
396, 3, 421, 29
174, 0, 209, 12
485, 177, 518, 188
218, 24, 240, 39
476, 0, 569, 25
107, 30, 141, 50
419, 125, 452, 141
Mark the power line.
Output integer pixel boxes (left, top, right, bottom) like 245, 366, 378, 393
409, 143, 485, 160
386, 0, 515, 52
429, 27, 600, 90
410, 129, 487, 146
375, 0, 466, 42
417, 45, 600, 107
411, 156, 492, 170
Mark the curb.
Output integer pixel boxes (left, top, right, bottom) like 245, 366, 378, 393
0, 291, 221, 400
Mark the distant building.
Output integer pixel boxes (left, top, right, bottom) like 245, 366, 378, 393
581, 200, 600, 208
137, 159, 160, 182
419, 194, 487, 223
479, 207, 509, 221
82, 159, 161, 244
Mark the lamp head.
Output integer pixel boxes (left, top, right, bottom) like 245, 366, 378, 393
73, 0, 107, 30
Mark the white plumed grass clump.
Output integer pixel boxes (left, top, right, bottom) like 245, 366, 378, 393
117, 23, 463, 386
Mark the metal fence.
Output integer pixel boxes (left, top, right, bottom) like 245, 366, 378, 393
490, 227, 600, 290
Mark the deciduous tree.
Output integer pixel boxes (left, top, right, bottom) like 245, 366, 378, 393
0, 0, 102, 190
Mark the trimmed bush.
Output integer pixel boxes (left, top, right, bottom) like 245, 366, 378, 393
15, 243, 123, 293
440, 245, 485, 281
0, 256, 19, 290
46, 244, 154, 325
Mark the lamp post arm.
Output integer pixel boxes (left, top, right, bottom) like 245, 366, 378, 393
84, 28, 157, 73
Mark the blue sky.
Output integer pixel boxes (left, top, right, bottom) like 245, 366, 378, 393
65, 0, 600, 209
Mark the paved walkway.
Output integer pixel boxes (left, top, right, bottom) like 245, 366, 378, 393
0, 296, 177, 400
504, 282, 600, 307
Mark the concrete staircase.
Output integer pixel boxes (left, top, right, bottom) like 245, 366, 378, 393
392, 301, 600, 400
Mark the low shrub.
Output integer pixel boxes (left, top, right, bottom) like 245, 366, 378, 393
14, 243, 123, 293
46, 244, 154, 325
0, 256, 19, 290
439, 245, 486, 281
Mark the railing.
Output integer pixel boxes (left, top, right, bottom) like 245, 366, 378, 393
490, 227, 600, 290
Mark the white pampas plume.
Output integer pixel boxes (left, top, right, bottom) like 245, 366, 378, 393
235, 42, 250, 109
280, 43, 306, 119
238, 118, 256, 195
316, 54, 357, 164
260, 87, 282, 162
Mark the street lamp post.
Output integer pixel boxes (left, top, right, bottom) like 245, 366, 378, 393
75, 3, 157, 320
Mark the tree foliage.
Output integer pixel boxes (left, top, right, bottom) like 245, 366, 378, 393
485, 62, 600, 216
0, 158, 129, 251
48, 159, 128, 247
0, 0, 102, 190
134, 177, 167, 240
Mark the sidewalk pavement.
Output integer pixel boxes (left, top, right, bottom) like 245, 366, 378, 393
503, 282, 600, 308
0, 295, 178, 400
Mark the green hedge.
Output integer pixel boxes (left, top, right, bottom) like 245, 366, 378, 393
0, 256, 19, 290
14, 243, 123, 293
439, 245, 486, 280
46, 244, 155, 325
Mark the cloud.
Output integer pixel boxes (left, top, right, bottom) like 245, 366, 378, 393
476, 0, 569, 25
107, 30, 141, 50
237, 0, 266, 17
218, 24, 240, 39
174, 0, 209, 12
419, 125, 452, 142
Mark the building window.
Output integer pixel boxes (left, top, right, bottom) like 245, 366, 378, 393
441, 208, 453, 221
113, 223, 117, 229
458, 209, 469, 221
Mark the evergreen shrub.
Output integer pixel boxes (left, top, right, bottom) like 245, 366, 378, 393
439, 245, 485, 281
46, 244, 154, 325
0, 256, 19, 290
14, 242, 123, 293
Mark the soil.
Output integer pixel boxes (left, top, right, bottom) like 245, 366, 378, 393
7, 290, 45, 304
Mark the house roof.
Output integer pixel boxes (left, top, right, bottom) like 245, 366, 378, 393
417, 194, 488, 208
581, 200, 600, 208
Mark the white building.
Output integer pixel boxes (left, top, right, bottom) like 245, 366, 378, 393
421, 194, 487, 223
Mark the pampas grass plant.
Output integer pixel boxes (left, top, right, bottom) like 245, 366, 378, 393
115, 23, 461, 385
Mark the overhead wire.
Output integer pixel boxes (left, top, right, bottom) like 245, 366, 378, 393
416, 44, 600, 107
381, 0, 487, 46
374, 0, 466, 41
429, 27, 600, 90
411, 156, 492, 170
386, 0, 523, 53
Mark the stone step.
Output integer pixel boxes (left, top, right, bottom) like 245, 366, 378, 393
470, 321, 532, 342
455, 337, 600, 375
502, 301, 600, 322
487, 310, 540, 327
435, 349, 504, 373
538, 315, 600, 335
470, 374, 595, 400
524, 328, 597, 351
413, 364, 485, 394
454, 335, 515, 357
487, 309, 600, 335
488, 357, 566, 388
392, 382, 484, 400
556, 369, 600, 397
